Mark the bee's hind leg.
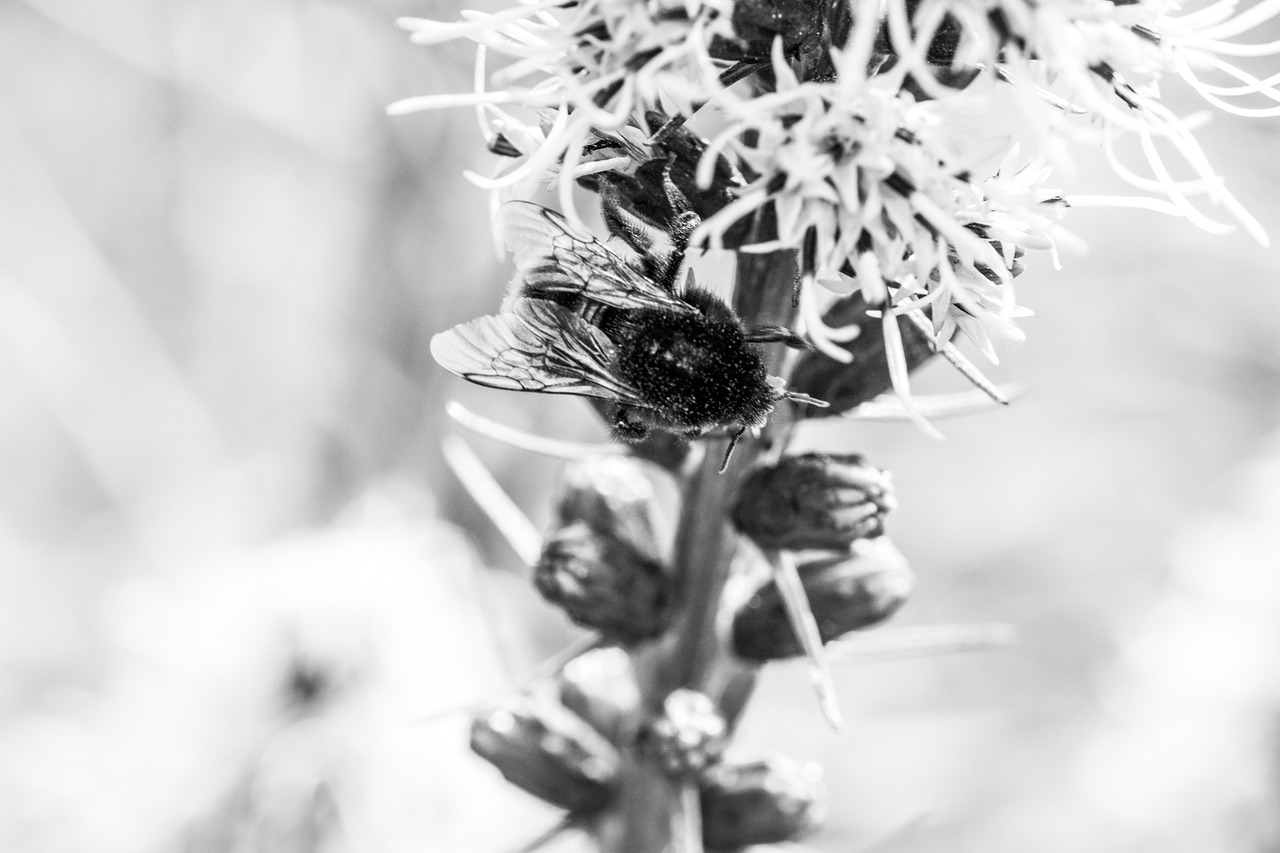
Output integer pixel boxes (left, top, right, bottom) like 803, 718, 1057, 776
599, 183, 657, 257
655, 157, 703, 292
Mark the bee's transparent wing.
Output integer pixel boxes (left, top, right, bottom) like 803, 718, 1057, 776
501, 202, 695, 314
431, 298, 650, 405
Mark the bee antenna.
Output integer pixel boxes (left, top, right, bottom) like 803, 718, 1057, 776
718, 427, 746, 473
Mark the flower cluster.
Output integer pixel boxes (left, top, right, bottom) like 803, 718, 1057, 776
695, 40, 1068, 360
392, 0, 736, 225
400, 0, 1278, 848
399, 0, 1277, 380
876, 0, 1279, 240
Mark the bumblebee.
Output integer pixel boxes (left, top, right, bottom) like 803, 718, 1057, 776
430, 198, 820, 461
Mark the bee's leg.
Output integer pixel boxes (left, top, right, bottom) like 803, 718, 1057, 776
600, 183, 657, 257
660, 156, 695, 224
656, 158, 702, 292
745, 324, 812, 350
658, 212, 701, 293
581, 137, 625, 156
718, 427, 746, 473
645, 112, 688, 148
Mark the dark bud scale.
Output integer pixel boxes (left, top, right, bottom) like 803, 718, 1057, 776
701, 757, 827, 850
533, 521, 676, 644
470, 694, 620, 814
733, 452, 896, 551
789, 292, 938, 417
732, 537, 915, 661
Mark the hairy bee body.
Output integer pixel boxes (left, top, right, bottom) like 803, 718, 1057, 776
431, 203, 806, 446
601, 292, 774, 439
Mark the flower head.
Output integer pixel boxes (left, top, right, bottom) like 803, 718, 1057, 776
875, 0, 1277, 242
694, 41, 1065, 366
392, 0, 737, 226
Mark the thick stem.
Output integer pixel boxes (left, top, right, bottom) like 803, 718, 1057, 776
660, 247, 802, 694
598, 244, 799, 853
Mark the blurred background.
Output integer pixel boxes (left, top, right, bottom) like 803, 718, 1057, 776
0, 0, 1278, 851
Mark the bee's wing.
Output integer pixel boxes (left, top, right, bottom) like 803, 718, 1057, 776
501, 202, 695, 314
431, 298, 650, 405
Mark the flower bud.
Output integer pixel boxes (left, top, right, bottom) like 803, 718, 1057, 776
470, 695, 619, 814
733, 453, 896, 550
701, 757, 826, 850
553, 455, 673, 563
788, 294, 937, 418
558, 646, 642, 745
732, 538, 915, 661
640, 689, 727, 777
533, 521, 676, 644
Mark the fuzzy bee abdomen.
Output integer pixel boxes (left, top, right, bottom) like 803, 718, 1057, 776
614, 309, 773, 430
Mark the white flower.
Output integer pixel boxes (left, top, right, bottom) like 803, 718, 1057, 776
391, 0, 736, 229
693, 40, 1067, 366
878, 0, 1275, 242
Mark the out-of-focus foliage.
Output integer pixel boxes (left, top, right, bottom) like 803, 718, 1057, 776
1, 0, 1279, 852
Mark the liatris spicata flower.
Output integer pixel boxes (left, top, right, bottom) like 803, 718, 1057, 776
395, 0, 1278, 847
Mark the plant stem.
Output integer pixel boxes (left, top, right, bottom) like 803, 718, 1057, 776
597, 244, 799, 853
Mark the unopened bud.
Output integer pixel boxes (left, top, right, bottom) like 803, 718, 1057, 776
733, 453, 896, 550
732, 538, 915, 661
470, 695, 619, 814
553, 455, 672, 563
641, 689, 727, 777
701, 757, 826, 850
788, 294, 937, 418
558, 646, 642, 745
533, 521, 676, 643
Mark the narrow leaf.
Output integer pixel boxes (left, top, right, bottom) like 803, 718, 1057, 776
827, 623, 1016, 663
903, 310, 1010, 405
447, 400, 624, 458
844, 385, 1025, 421
443, 434, 543, 565
767, 550, 844, 730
